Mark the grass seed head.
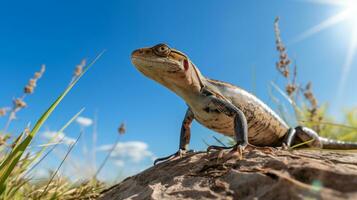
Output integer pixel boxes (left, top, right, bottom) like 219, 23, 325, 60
24, 65, 46, 94
274, 17, 291, 80
0, 107, 9, 117
24, 85, 34, 94
34, 64, 46, 79
118, 122, 126, 135
74, 59, 86, 77
74, 67, 82, 77
286, 84, 297, 96
304, 82, 318, 108
274, 17, 301, 98
14, 98, 27, 109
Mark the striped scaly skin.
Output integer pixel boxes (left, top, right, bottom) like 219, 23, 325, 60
131, 43, 357, 165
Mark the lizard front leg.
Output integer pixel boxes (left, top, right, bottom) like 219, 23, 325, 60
154, 108, 194, 165
206, 96, 249, 156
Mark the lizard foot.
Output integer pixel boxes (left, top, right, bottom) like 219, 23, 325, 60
207, 143, 275, 161
281, 143, 289, 150
207, 143, 248, 160
154, 149, 194, 165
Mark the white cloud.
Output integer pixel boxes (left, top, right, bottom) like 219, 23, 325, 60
114, 160, 125, 167
42, 131, 76, 146
97, 141, 154, 163
76, 116, 93, 127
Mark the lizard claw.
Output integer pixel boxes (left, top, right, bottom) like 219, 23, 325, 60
154, 149, 194, 165
219, 144, 246, 160
230, 143, 249, 160
207, 143, 248, 160
235, 144, 245, 160
208, 143, 275, 161
281, 143, 289, 150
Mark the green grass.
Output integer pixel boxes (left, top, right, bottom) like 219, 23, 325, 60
0, 52, 106, 200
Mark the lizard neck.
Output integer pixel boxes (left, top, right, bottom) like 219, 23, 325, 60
164, 64, 206, 103
166, 64, 231, 107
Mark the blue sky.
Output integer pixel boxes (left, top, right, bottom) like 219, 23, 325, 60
0, 0, 356, 180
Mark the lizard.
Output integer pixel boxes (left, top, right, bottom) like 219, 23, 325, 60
131, 43, 357, 165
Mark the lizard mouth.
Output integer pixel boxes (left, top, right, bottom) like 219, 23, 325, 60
131, 56, 169, 65
131, 56, 181, 72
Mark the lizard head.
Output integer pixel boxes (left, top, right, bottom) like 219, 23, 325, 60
131, 43, 204, 96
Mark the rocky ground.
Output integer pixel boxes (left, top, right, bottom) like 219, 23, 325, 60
99, 149, 357, 200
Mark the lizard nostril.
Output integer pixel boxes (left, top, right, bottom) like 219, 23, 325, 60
132, 49, 144, 57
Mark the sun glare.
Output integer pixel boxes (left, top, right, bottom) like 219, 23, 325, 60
294, 0, 357, 100
345, 1, 357, 26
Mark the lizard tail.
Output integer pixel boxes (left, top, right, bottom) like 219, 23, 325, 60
320, 137, 357, 149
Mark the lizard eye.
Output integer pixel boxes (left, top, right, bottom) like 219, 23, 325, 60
153, 43, 171, 57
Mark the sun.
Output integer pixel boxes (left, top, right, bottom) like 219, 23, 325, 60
346, 0, 357, 13
345, 1, 357, 27
293, 0, 357, 98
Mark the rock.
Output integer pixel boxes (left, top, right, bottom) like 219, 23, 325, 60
99, 149, 357, 200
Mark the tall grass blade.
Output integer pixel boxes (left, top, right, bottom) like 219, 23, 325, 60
0, 51, 104, 195
94, 135, 120, 179
22, 108, 84, 178
290, 138, 315, 149
39, 130, 84, 199
270, 81, 296, 106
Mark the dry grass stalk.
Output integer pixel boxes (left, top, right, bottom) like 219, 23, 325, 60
274, 17, 290, 78
24, 65, 46, 94
74, 59, 86, 78
303, 82, 318, 109
69, 59, 86, 85
274, 17, 322, 131
0, 107, 10, 117
303, 82, 323, 132
274, 17, 298, 97
118, 123, 126, 135
2, 65, 46, 132
94, 122, 126, 179
0, 55, 105, 199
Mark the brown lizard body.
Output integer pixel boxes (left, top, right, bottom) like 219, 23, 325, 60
131, 43, 357, 164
